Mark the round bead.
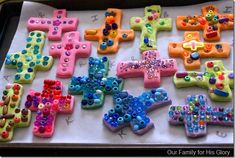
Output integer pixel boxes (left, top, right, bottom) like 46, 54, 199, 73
107, 39, 114, 46
209, 77, 216, 84
207, 61, 214, 68
184, 76, 190, 81
190, 52, 200, 60
100, 42, 107, 50
112, 23, 118, 30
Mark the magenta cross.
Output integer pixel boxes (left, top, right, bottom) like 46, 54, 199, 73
27, 9, 78, 40
117, 50, 177, 88
49, 32, 91, 78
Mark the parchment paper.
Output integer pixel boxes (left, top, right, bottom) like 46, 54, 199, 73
0, 0, 233, 145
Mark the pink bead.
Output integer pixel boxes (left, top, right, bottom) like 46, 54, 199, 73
135, 18, 141, 23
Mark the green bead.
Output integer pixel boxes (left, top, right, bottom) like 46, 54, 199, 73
30, 32, 35, 36
206, 13, 213, 21
26, 44, 31, 48
24, 74, 31, 80
177, 106, 182, 111
36, 33, 41, 37
15, 75, 20, 80
3, 90, 8, 95
36, 38, 42, 43
12, 60, 17, 65
145, 23, 151, 28
184, 76, 190, 81
159, 19, 165, 25
14, 54, 20, 59
43, 61, 48, 66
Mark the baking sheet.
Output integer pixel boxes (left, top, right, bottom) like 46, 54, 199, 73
0, 0, 233, 145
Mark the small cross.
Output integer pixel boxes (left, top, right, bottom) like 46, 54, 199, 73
49, 32, 91, 78
169, 95, 233, 138
104, 88, 171, 135
85, 9, 134, 54
27, 9, 78, 40
174, 60, 234, 102
130, 5, 172, 52
5, 31, 53, 84
25, 80, 74, 137
176, 5, 234, 41
117, 50, 177, 88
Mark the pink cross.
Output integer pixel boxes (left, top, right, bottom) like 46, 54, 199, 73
117, 50, 177, 88
49, 32, 91, 78
27, 10, 78, 40
183, 40, 204, 51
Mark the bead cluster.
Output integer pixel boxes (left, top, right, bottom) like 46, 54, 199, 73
100, 11, 119, 50
174, 60, 234, 101
5, 31, 53, 84
69, 57, 123, 109
117, 50, 177, 88
168, 95, 234, 137
25, 80, 74, 137
103, 88, 171, 135
0, 84, 31, 141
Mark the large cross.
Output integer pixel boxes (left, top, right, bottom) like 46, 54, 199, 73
176, 5, 234, 41
168, 95, 233, 138
174, 60, 234, 102
68, 56, 124, 109
24, 80, 74, 138
169, 32, 230, 70
130, 5, 172, 52
104, 88, 171, 135
27, 9, 78, 41
49, 32, 91, 78
84, 8, 134, 54
117, 50, 177, 88
5, 31, 53, 84
0, 83, 31, 141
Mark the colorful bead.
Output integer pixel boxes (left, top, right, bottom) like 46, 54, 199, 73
69, 57, 123, 109
25, 80, 74, 138
168, 95, 233, 138
104, 88, 171, 135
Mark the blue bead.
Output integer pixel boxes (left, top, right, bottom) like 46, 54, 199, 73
112, 23, 118, 30
144, 37, 149, 44
100, 42, 107, 50
124, 114, 131, 122
215, 44, 222, 49
103, 29, 109, 36
28, 68, 33, 72
22, 50, 27, 54
87, 93, 93, 99
24, 74, 31, 80
214, 89, 229, 97
119, 91, 128, 99
190, 51, 200, 60
105, 23, 111, 30
88, 99, 94, 105
115, 104, 122, 112
81, 100, 88, 105
5, 59, 11, 65
139, 120, 146, 128
107, 39, 114, 46
102, 56, 108, 62
133, 124, 139, 131
117, 117, 124, 125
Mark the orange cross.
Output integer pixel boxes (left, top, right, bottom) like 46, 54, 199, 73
168, 32, 230, 70
176, 5, 233, 41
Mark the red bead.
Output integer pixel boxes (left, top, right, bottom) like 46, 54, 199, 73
207, 61, 214, 68
1, 131, 9, 139
216, 83, 224, 89
182, 22, 186, 26
148, 16, 153, 21
218, 75, 224, 80
46, 126, 52, 132
65, 44, 73, 50
14, 117, 21, 123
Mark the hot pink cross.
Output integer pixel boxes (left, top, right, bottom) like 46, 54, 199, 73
117, 50, 177, 88
27, 10, 78, 40
49, 32, 91, 78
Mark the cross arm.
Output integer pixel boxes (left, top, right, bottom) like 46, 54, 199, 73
84, 28, 101, 41
130, 17, 144, 31
156, 18, 172, 31
118, 29, 135, 41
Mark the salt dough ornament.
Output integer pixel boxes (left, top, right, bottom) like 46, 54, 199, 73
5, 31, 53, 84
176, 5, 234, 41
168, 31, 230, 70
27, 9, 78, 41
49, 31, 91, 78
168, 95, 233, 138
0, 83, 31, 141
25, 80, 74, 138
84, 8, 135, 54
174, 60, 233, 102
104, 88, 171, 135
130, 5, 172, 52
68, 56, 124, 109
117, 50, 177, 88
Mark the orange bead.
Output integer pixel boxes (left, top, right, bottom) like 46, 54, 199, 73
106, 16, 115, 23
199, 120, 204, 126
12, 95, 18, 101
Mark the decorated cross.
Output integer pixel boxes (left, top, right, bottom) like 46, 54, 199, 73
27, 9, 78, 41
49, 32, 91, 78
117, 50, 177, 88
0, 83, 31, 141
84, 8, 134, 54
130, 5, 172, 52
25, 80, 74, 137
104, 88, 171, 135
168, 95, 233, 138
176, 5, 234, 41
68, 56, 123, 109
174, 60, 234, 102
168, 31, 230, 70
5, 31, 53, 84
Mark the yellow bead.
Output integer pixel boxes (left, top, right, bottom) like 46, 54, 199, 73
110, 31, 117, 38
38, 103, 45, 110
